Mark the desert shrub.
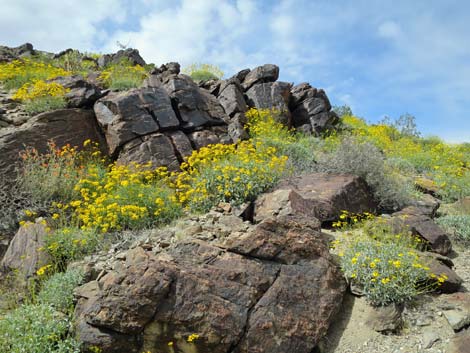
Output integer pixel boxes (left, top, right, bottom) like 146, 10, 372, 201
340, 115, 470, 202
314, 136, 413, 211
98, 60, 148, 90
18, 140, 104, 205
183, 63, 223, 81
335, 235, 439, 306
44, 228, 102, 270
37, 268, 84, 314
174, 141, 287, 212
436, 215, 470, 242
23, 95, 67, 114
0, 58, 71, 90
70, 163, 181, 232
0, 303, 80, 353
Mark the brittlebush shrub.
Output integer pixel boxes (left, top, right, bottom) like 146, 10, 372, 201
12, 80, 69, 114
0, 58, 71, 90
174, 141, 287, 212
69, 163, 181, 232
436, 215, 470, 243
332, 217, 445, 306
245, 108, 319, 173
341, 115, 470, 202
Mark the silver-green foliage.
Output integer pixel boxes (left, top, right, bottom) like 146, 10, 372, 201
436, 215, 470, 242
37, 268, 84, 314
0, 304, 80, 353
314, 137, 413, 211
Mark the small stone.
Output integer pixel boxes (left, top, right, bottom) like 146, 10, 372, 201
366, 303, 404, 333
444, 310, 470, 331
422, 330, 440, 349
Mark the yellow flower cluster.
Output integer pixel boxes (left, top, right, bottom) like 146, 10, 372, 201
245, 108, 294, 143
12, 80, 69, 101
0, 58, 71, 86
332, 210, 375, 228
340, 115, 470, 201
69, 162, 180, 232
173, 140, 287, 211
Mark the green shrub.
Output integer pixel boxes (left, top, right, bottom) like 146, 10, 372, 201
315, 137, 413, 211
436, 215, 470, 242
183, 63, 224, 81
0, 303, 80, 353
336, 235, 436, 306
18, 140, 104, 205
98, 61, 148, 90
45, 227, 102, 271
23, 95, 67, 115
37, 268, 84, 314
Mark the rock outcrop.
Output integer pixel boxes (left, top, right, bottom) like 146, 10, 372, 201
254, 173, 377, 223
74, 215, 346, 353
0, 108, 106, 182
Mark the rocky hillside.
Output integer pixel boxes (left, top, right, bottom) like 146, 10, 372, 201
0, 43, 469, 353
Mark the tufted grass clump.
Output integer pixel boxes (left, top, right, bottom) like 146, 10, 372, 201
436, 215, 470, 242
173, 140, 287, 212
183, 63, 223, 81
98, 60, 149, 90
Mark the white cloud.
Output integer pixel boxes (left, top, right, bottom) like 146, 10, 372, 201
0, 0, 127, 52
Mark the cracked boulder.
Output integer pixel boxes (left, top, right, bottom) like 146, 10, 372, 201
254, 173, 377, 223
163, 74, 228, 129
391, 208, 453, 255
94, 87, 180, 155
0, 108, 106, 184
74, 215, 346, 353
289, 83, 338, 134
245, 81, 292, 124
50, 75, 102, 108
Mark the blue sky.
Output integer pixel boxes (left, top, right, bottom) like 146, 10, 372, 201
1, 0, 469, 142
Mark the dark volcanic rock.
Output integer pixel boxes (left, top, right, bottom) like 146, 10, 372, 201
98, 48, 146, 68
117, 133, 180, 171
217, 79, 247, 117
94, 87, 179, 155
245, 81, 292, 124
74, 216, 346, 353
241, 64, 279, 91
255, 173, 377, 223
0, 43, 35, 62
163, 75, 228, 130
392, 209, 453, 255
50, 75, 102, 108
0, 109, 106, 183
290, 83, 338, 134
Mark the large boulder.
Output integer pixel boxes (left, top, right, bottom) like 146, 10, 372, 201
241, 64, 279, 91
0, 43, 35, 62
50, 75, 102, 108
74, 215, 346, 353
391, 208, 453, 255
245, 81, 292, 124
162, 75, 228, 129
94, 87, 179, 155
98, 48, 146, 68
117, 133, 180, 171
255, 173, 377, 223
289, 83, 338, 134
217, 79, 247, 117
0, 219, 51, 277
0, 108, 106, 183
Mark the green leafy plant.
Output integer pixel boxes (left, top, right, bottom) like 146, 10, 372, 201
183, 63, 224, 81
436, 215, 470, 242
98, 59, 148, 90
